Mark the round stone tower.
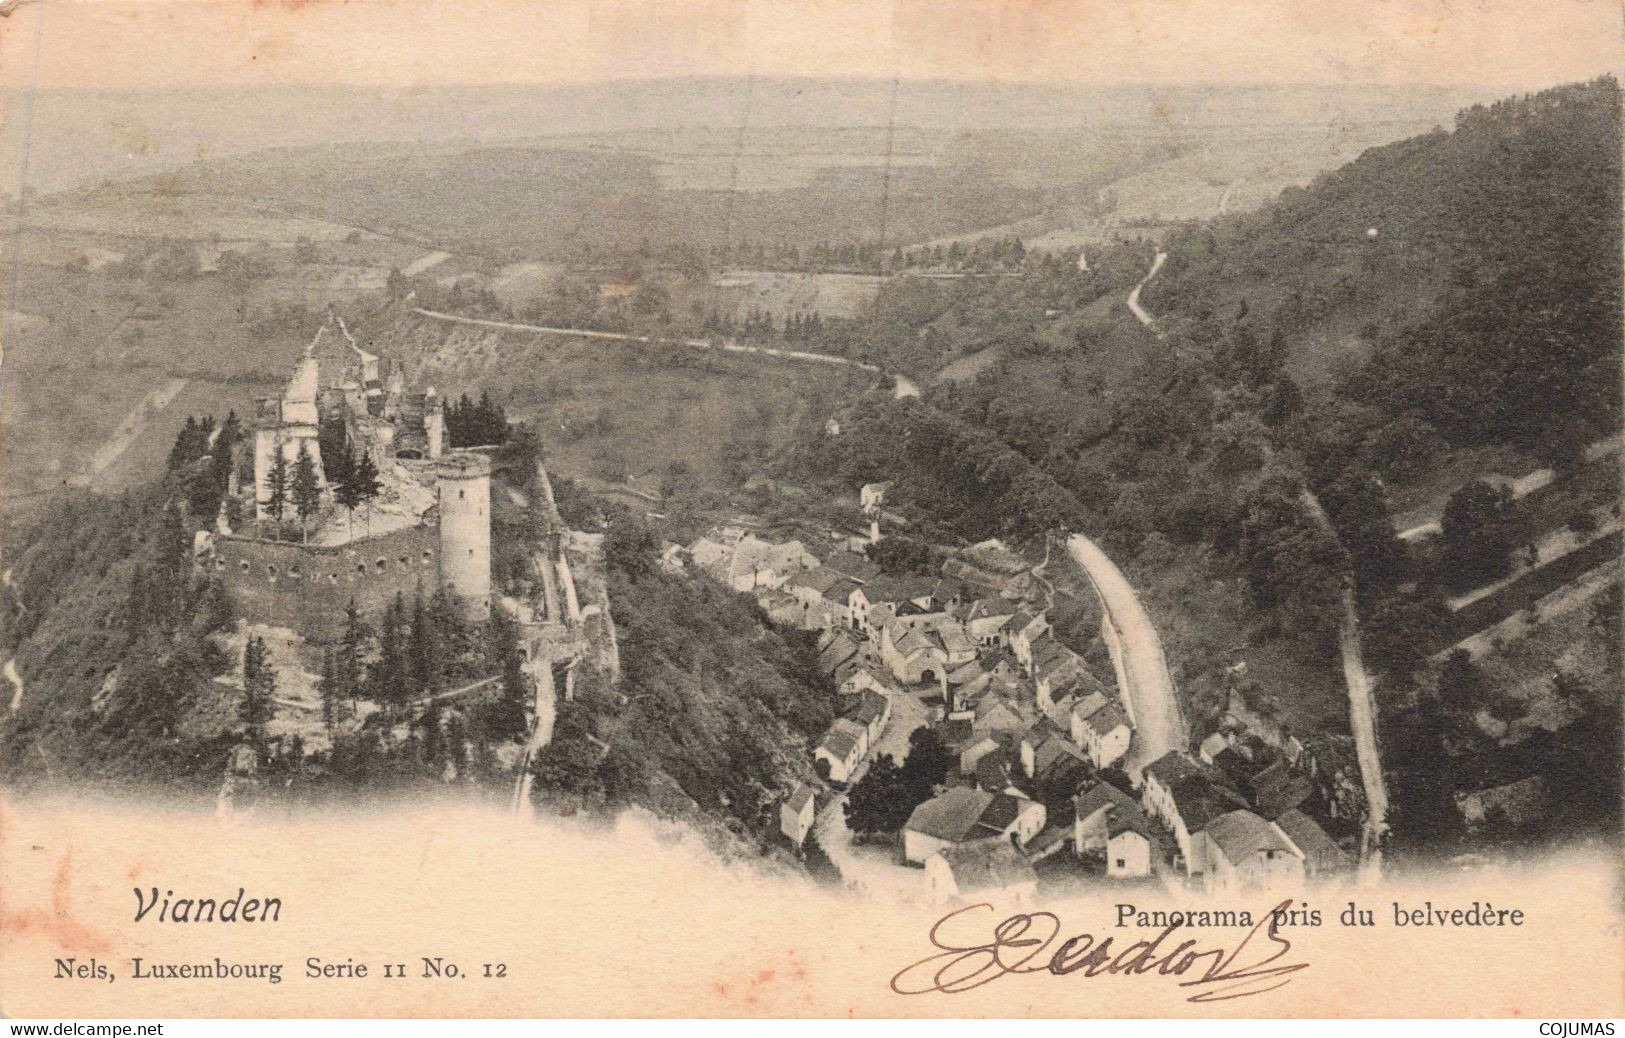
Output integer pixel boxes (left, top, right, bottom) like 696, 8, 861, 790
437, 451, 492, 618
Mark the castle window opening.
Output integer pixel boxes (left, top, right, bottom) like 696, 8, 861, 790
376, 559, 388, 572
289, 566, 301, 579
267, 564, 278, 577
241, 561, 251, 572
422, 551, 433, 564
357, 563, 367, 574
459, 489, 465, 500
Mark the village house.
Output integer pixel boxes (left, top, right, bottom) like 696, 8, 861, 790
937, 620, 979, 669
780, 567, 857, 629
1274, 808, 1352, 878
1019, 723, 1086, 781
880, 621, 949, 686
814, 717, 869, 784
1033, 640, 1090, 706
945, 660, 989, 708
1195, 810, 1305, 892
1074, 697, 1134, 771
924, 838, 1039, 906
757, 588, 803, 627
1198, 729, 1232, 764
1073, 782, 1154, 878
844, 688, 891, 749
859, 481, 893, 514
1010, 612, 1051, 672
972, 694, 1027, 736
824, 551, 882, 585
959, 733, 1008, 775
1141, 752, 1250, 875
903, 788, 1047, 864
726, 535, 820, 592
963, 600, 1019, 648
781, 783, 816, 847
835, 658, 893, 698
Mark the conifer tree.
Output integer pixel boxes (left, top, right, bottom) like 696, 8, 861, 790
318, 648, 348, 733
240, 635, 277, 750
351, 451, 382, 539
338, 600, 368, 709
292, 441, 322, 544
263, 445, 291, 533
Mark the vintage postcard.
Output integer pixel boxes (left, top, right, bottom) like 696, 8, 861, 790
0, 0, 1621, 1021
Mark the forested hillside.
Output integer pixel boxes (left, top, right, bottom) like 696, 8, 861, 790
1150, 76, 1621, 456
531, 513, 836, 850
780, 78, 1621, 857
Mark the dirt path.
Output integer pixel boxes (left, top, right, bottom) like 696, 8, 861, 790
80, 377, 189, 482
4, 658, 23, 714
411, 308, 922, 401
1398, 433, 1624, 542
810, 689, 931, 901
1125, 251, 1167, 333
1301, 489, 1389, 876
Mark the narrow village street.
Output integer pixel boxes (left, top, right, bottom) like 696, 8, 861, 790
811, 686, 931, 901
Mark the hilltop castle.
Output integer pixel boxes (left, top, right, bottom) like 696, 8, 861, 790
199, 320, 492, 640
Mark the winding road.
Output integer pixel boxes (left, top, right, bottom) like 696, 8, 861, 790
412, 309, 919, 400
1125, 251, 1168, 334
1064, 532, 1186, 781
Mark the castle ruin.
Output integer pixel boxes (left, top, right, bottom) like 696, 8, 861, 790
201, 319, 491, 640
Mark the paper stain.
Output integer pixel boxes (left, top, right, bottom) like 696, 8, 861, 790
0, 851, 113, 956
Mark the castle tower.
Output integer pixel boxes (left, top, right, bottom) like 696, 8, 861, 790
437, 452, 492, 618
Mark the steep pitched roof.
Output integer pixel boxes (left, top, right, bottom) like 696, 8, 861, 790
1202, 810, 1300, 863
784, 566, 845, 595
938, 622, 976, 657
906, 788, 995, 842
818, 725, 861, 761
1074, 781, 1151, 839
934, 838, 1037, 895
844, 689, 890, 728
825, 551, 882, 583
1274, 809, 1350, 870
786, 783, 816, 814
1146, 751, 1205, 788
1169, 775, 1250, 832
1083, 701, 1132, 737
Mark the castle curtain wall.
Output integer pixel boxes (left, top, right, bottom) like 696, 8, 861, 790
212, 526, 440, 642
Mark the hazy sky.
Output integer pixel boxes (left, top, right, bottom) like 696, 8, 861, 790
0, 0, 1618, 92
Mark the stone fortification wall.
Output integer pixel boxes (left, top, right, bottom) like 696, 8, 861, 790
213, 525, 439, 641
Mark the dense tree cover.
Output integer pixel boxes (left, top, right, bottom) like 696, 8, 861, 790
444, 391, 510, 448
0, 461, 238, 783
795, 395, 1093, 545
529, 512, 835, 849
1440, 480, 1514, 591
0, 415, 527, 793
843, 727, 956, 840
1154, 77, 1621, 458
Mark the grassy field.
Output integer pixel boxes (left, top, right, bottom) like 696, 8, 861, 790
375, 311, 871, 497
0, 262, 321, 511
710, 270, 884, 320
